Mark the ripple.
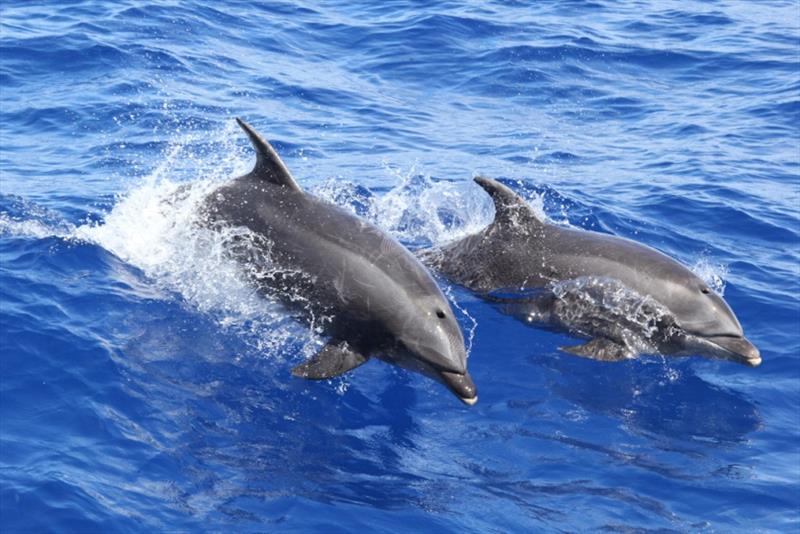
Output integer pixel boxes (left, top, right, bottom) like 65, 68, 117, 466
1, 0, 798, 531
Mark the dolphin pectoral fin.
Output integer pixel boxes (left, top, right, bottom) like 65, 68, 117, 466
559, 338, 632, 362
291, 341, 369, 379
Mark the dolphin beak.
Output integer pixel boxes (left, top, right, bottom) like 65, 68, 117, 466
708, 335, 762, 367
440, 370, 478, 406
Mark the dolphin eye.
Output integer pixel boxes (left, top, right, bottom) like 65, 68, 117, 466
701, 288, 711, 294
436, 310, 446, 319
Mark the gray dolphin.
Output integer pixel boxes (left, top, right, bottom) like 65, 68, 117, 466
422, 176, 760, 367
201, 119, 477, 404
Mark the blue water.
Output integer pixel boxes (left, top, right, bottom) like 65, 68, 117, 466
2, 1, 798, 531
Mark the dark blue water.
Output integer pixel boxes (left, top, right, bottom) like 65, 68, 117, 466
2, 1, 799, 531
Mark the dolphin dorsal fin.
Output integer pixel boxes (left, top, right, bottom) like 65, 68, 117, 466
236, 117, 302, 192
473, 176, 544, 227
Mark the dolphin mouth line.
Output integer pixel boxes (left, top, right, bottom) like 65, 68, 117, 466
440, 370, 478, 406
702, 334, 762, 367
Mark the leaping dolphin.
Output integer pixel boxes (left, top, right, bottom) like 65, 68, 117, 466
201, 119, 477, 404
422, 176, 760, 367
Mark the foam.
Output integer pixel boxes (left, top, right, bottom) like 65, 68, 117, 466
0, 213, 74, 240
73, 126, 305, 357
690, 256, 728, 296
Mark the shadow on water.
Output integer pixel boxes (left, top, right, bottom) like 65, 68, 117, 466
535, 351, 762, 447
112, 298, 437, 523
463, 460, 679, 526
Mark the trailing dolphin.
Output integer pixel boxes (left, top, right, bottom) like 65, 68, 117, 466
201, 119, 477, 404
422, 176, 760, 367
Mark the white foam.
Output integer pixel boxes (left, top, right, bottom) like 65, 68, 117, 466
0, 213, 74, 240
548, 276, 673, 355
690, 256, 728, 296
312, 167, 549, 248
72, 125, 308, 357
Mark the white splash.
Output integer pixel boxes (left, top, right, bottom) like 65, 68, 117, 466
547, 276, 674, 356
0, 212, 75, 240
690, 256, 728, 296
70, 125, 308, 357
312, 167, 549, 248
0, 196, 76, 240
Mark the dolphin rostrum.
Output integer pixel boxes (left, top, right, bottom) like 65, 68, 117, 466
201, 119, 477, 404
422, 176, 760, 367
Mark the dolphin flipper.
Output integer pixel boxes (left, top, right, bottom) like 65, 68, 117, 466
559, 338, 632, 362
292, 340, 369, 379
236, 118, 302, 192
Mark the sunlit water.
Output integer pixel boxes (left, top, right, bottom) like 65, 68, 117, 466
2, 1, 798, 531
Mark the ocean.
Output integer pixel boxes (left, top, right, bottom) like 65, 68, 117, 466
1, 1, 798, 531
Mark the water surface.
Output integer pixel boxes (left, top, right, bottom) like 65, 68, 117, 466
1, 1, 798, 531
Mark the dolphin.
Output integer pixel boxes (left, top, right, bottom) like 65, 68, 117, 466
422, 176, 760, 367
200, 119, 477, 404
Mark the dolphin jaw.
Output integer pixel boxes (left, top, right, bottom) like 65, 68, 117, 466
707, 335, 761, 367
439, 370, 478, 405
460, 395, 479, 406
744, 356, 762, 367
684, 334, 761, 367
385, 345, 477, 404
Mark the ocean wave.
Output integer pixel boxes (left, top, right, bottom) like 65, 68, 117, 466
2, 0, 797, 531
